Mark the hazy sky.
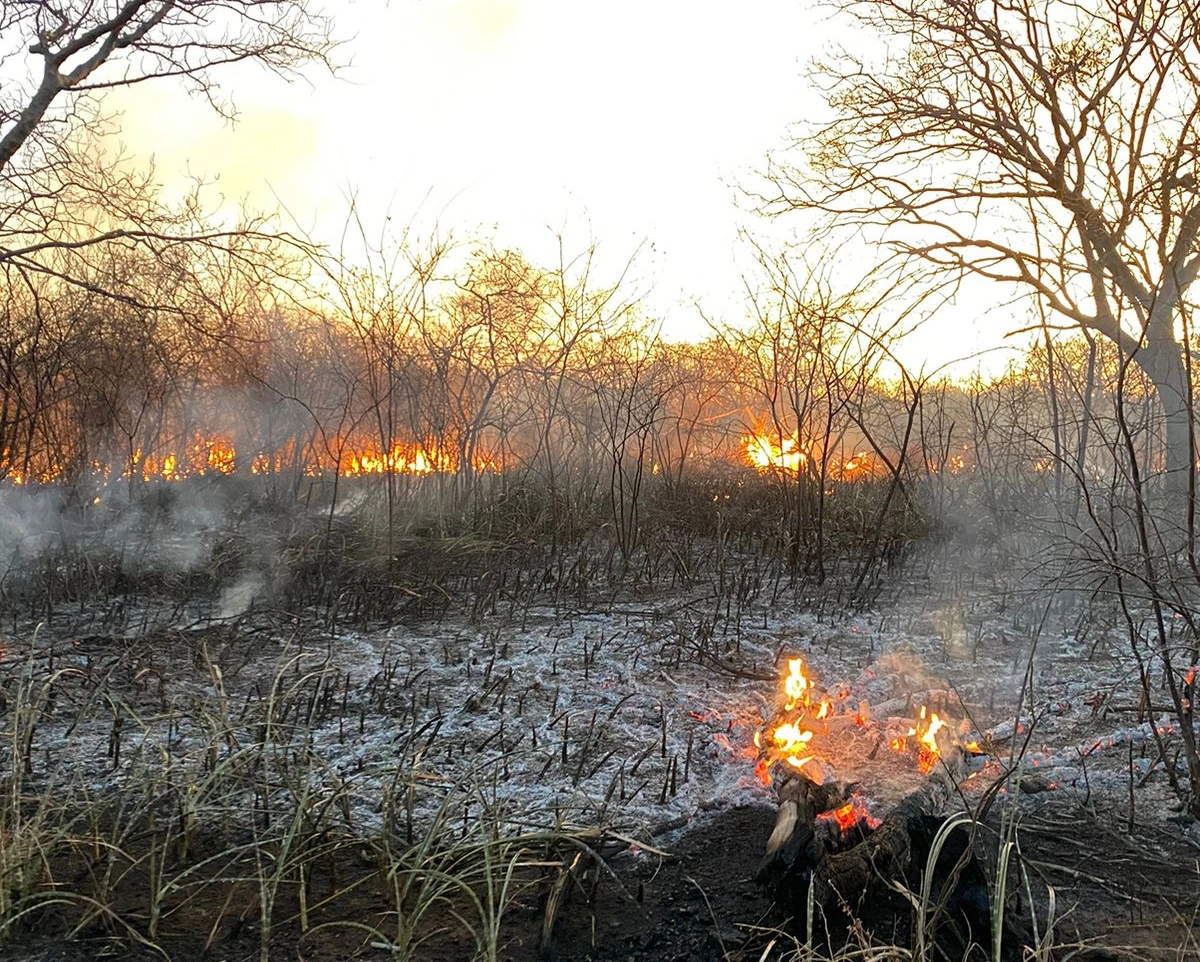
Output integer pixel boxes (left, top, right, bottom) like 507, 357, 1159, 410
109, 0, 1019, 372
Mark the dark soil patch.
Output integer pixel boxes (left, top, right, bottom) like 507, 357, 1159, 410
2, 801, 1198, 961
1006, 807, 1200, 960
535, 801, 1200, 962
543, 804, 779, 962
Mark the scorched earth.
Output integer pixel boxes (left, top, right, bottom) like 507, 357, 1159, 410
1, 539, 1197, 961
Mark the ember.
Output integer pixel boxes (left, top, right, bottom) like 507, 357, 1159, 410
759, 656, 969, 787
816, 795, 881, 835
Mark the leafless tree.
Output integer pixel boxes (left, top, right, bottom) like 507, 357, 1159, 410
587, 325, 672, 565
519, 239, 644, 544
719, 246, 880, 581
769, 0, 1200, 513
307, 208, 454, 549
769, 1, 1200, 809
0, 1, 334, 305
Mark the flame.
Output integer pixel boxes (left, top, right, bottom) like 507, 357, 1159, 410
8, 420, 888, 487
891, 705, 948, 773
337, 441, 449, 476
760, 656, 839, 784
746, 434, 808, 473
2, 434, 506, 486
757, 662, 972, 789
745, 433, 877, 480
817, 795, 882, 835
773, 721, 815, 754
783, 657, 812, 709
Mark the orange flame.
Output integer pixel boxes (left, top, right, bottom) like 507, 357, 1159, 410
817, 795, 882, 835
783, 657, 812, 710
745, 433, 877, 480
891, 705, 948, 773
760, 656, 840, 784
746, 434, 808, 473
3, 434, 508, 486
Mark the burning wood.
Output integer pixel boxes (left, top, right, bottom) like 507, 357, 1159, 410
754, 655, 1013, 957
890, 704, 951, 773
756, 656, 957, 787
756, 748, 1008, 959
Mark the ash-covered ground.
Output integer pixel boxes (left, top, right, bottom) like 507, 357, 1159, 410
2, 536, 1198, 960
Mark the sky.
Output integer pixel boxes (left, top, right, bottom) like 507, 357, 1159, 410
107, 0, 1024, 375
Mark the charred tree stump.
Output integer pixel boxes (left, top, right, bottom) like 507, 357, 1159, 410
756, 776, 856, 895
816, 747, 968, 910
757, 748, 1015, 960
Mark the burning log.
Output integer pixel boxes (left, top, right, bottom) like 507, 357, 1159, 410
757, 747, 1011, 959
809, 746, 967, 909
757, 747, 964, 896
757, 776, 860, 893
753, 656, 1030, 956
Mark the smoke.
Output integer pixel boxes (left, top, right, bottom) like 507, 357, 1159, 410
0, 469, 298, 621
218, 571, 268, 620
0, 485, 69, 561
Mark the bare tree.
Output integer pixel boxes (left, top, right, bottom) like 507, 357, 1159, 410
720, 247, 879, 581
769, 0, 1200, 511
0, 1, 334, 302
308, 208, 453, 550
769, 0, 1200, 813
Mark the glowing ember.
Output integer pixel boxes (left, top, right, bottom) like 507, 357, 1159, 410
817, 795, 882, 835
758, 656, 972, 794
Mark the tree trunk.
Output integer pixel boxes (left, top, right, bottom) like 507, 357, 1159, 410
1137, 337, 1194, 532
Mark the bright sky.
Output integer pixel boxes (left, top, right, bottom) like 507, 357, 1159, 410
108, 0, 1023, 374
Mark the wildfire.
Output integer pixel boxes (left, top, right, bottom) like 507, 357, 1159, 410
747, 434, 808, 473
783, 656, 813, 709
744, 433, 876, 480
335, 441, 450, 477
2, 434, 499, 486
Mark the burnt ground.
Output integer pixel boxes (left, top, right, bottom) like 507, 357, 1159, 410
4, 801, 1197, 962
529, 801, 1200, 962
4, 560, 1200, 962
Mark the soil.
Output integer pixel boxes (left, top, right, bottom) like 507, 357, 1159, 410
4, 799, 1197, 962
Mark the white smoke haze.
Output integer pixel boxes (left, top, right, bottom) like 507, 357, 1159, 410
218, 571, 267, 619
0, 486, 67, 561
